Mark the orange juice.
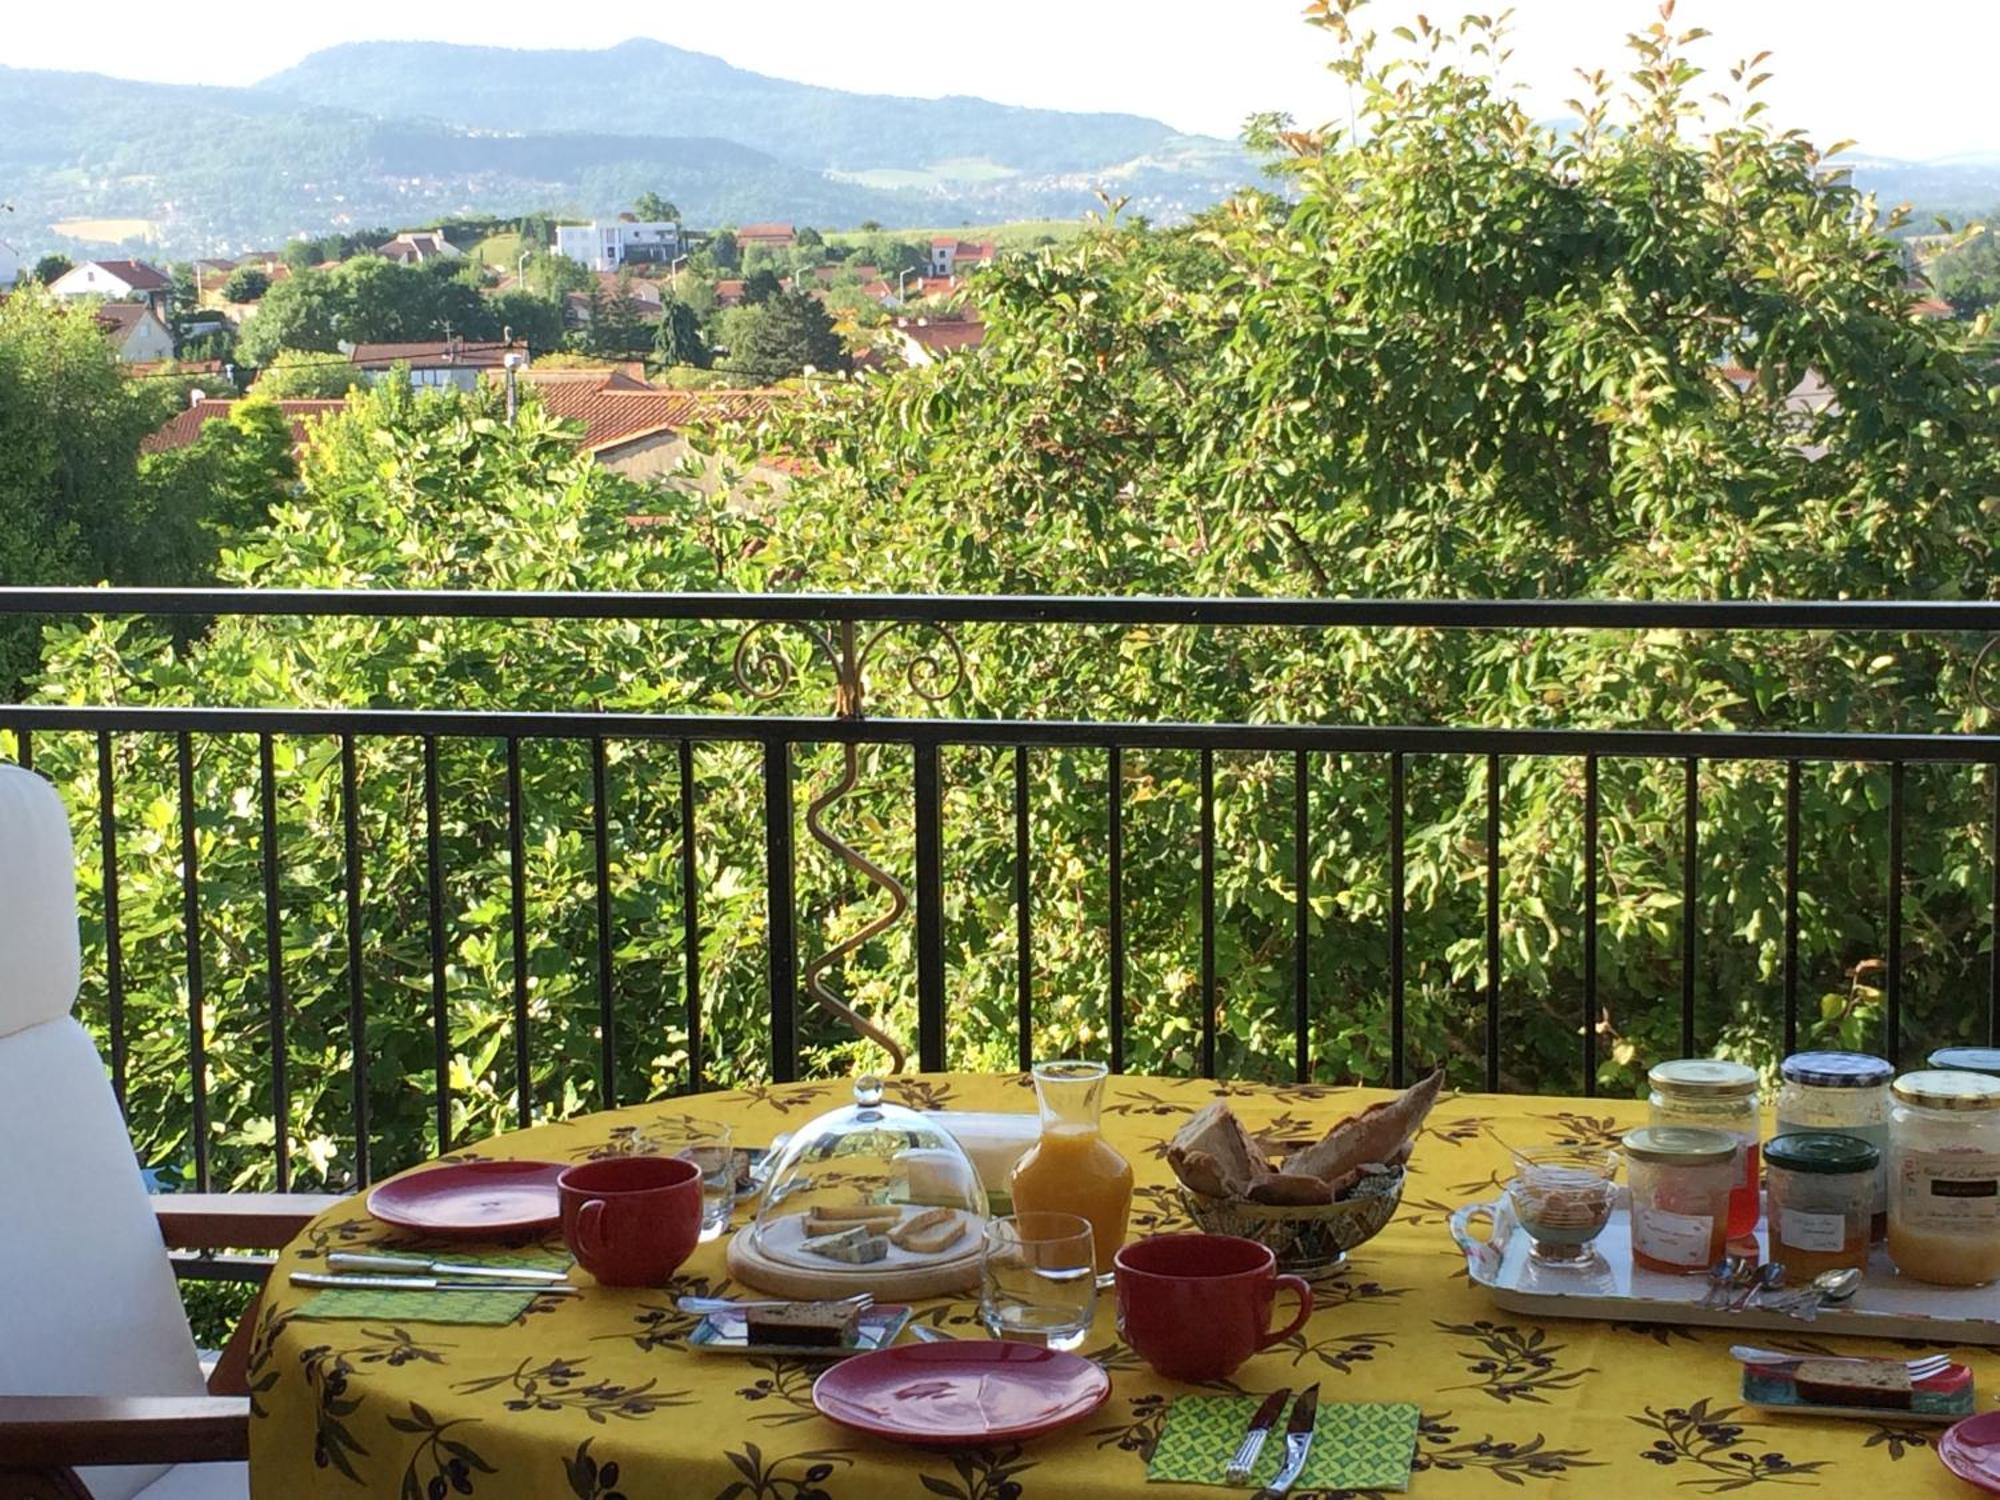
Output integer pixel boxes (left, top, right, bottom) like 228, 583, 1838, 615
1010, 1126, 1133, 1272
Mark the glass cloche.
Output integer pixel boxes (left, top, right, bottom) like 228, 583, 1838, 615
749, 1076, 988, 1273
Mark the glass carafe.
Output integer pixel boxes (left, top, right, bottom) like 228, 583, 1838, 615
1008, 1059, 1133, 1272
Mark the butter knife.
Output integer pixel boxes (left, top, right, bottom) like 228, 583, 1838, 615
1255, 1383, 1319, 1499
1225, 1389, 1290, 1484
328, 1252, 570, 1282
291, 1272, 579, 1295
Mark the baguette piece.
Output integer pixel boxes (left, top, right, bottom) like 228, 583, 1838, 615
1171, 1148, 1241, 1199
1246, 1172, 1334, 1206
886, 1207, 955, 1247
808, 1204, 903, 1224
896, 1216, 967, 1255
1168, 1101, 1273, 1197
1283, 1069, 1443, 1185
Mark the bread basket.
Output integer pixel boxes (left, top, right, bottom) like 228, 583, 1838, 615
1178, 1167, 1405, 1272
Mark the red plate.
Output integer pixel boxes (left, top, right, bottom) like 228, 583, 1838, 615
1941, 1412, 2000, 1494
366, 1160, 566, 1237
811, 1341, 1110, 1447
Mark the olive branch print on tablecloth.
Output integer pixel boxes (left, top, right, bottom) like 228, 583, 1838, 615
599, 1273, 738, 1352
563, 1437, 630, 1500
451, 1356, 689, 1421
714, 1443, 855, 1500
1861, 1423, 1932, 1461
1436, 1321, 1595, 1404
390, 1401, 495, 1500
1275, 1326, 1396, 1375
1542, 1114, 1627, 1151
294, 1326, 456, 1481
1414, 1410, 1603, 1485
887, 1077, 958, 1110
735, 1356, 825, 1425
1088, 1392, 1172, 1461
731, 1084, 834, 1116
917, 1443, 1037, 1500
1632, 1398, 1828, 1489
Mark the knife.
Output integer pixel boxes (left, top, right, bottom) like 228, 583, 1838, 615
328, 1252, 570, 1282
1256, 1383, 1319, 1499
1225, 1388, 1290, 1484
291, 1272, 580, 1295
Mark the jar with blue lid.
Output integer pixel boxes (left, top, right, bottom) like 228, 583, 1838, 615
1776, 1051, 1892, 1238
1928, 1048, 2000, 1078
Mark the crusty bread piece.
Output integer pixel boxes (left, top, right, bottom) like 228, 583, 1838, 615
886, 1206, 955, 1247
1171, 1148, 1240, 1199
1246, 1172, 1334, 1206
1283, 1069, 1443, 1184
1168, 1100, 1272, 1197
809, 1204, 903, 1223
1792, 1360, 1911, 1409
896, 1217, 968, 1255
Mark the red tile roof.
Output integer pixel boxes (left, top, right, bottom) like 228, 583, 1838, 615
714, 279, 747, 307
87, 259, 172, 292
898, 320, 988, 356
348, 339, 525, 369
141, 399, 346, 454
735, 223, 795, 244
523, 383, 788, 453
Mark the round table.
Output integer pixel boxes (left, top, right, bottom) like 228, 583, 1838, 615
249, 1072, 1984, 1498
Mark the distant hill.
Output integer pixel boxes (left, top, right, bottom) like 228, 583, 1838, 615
0, 44, 1256, 259
256, 38, 1201, 178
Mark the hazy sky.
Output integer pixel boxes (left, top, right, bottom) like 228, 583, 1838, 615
6, 0, 1995, 161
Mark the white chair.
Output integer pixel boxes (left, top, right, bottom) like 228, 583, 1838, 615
0, 763, 330, 1500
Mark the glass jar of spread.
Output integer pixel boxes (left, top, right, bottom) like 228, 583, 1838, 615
1775, 1051, 1892, 1239
1763, 1132, 1877, 1280
1928, 1048, 2000, 1079
1623, 1125, 1737, 1276
1888, 1070, 2000, 1287
1648, 1059, 1761, 1239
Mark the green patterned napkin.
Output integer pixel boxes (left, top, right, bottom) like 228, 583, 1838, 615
1148, 1395, 1420, 1491
292, 1252, 574, 1326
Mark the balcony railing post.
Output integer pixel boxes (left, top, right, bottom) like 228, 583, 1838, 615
914, 742, 946, 1073
176, 731, 209, 1193
764, 741, 798, 1083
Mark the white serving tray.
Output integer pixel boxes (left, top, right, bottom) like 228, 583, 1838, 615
1451, 1196, 2000, 1345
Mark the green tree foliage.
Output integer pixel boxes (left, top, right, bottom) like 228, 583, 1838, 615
794, 225, 823, 248
0, 290, 205, 683
741, 268, 782, 305
634, 192, 679, 223
235, 269, 346, 363
488, 288, 566, 352
524, 249, 592, 300
707, 229, 739, 271
252, 349, 365, 398
652, 297, 710, 370
727, 288, 847, 380
281, 240, 319, 274
136, 394, 299, 542
222, 265, 270, 302
237, 258, 516, 365
1929, 222, 2000, 317
580, 274, 646, 359
30, 253, 72, 285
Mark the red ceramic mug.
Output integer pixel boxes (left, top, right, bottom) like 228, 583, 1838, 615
558, 1156, 703, 1287
1114, 1233, 1313, 1381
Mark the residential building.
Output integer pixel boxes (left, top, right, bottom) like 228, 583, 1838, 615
713, 279, 748, 308
929, 238, 997, 277
376, 232, 461, 264
93, 301, 177, 363
142, 398, 346, 454
891, 315, 987, 366
555, 218, 682, 272
348, 338, 530, 390
503, 369, 791, 485
48, 258, 173, 312
735, 223, 796, 251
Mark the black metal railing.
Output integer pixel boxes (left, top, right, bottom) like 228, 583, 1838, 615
4, 587, 2000, 1192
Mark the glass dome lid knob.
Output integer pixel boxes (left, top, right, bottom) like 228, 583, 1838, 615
853, 1074, 885, 1109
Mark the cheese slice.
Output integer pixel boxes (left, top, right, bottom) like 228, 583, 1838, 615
800, 1225, 891, 1264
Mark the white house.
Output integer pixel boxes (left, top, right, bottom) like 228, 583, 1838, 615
555, 218, 682, 272
347, 337, 529, 391
48, 258, 174, 310
0, 239, 19, 287
929, 238, 998, 277
94, 302, 177, 363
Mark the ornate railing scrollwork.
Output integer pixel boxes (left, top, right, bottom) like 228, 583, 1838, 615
731, 617, 966, 1072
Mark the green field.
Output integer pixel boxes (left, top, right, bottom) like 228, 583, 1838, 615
470, 230, 526, 269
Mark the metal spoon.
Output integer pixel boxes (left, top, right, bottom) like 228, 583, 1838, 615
1730, 1261, 1786, 1312
1781, 1266, 1862, 1322
1701, 1254, 1755, 1310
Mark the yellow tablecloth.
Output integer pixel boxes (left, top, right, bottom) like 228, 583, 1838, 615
249, 1073, 1987, 1498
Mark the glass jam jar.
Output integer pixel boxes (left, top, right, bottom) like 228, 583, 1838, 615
1775, 1051, 1892, 1239
1928, 1048, 2000, 1079
1649, 1059, 1761, 1239
1622, 1125, 1737, 1276
1888, 1070, 2000, 1286
1763, 1131, 1877, 1280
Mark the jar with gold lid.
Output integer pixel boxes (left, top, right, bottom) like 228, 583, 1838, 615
1887, 1070, 2000, 1287
1648, 1059, 1760, 1239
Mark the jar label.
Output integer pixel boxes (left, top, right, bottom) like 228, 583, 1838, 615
1633, 1206, 1715, 1267
1896, 1150, 2000, 1230
1777, 1207, 1848, 1253
1777, 1120, 1889, 1215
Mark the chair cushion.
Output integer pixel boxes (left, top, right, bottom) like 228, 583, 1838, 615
0, 764, 82, 1038
0, 1018, 207, 1500
128, 1461, 248, 1500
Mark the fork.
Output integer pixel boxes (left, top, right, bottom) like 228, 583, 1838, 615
1730, 1346, 1953, 1380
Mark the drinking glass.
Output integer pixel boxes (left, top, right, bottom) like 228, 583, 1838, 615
644, 1120, 735, 1242
980, 1211, 1097, 1350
